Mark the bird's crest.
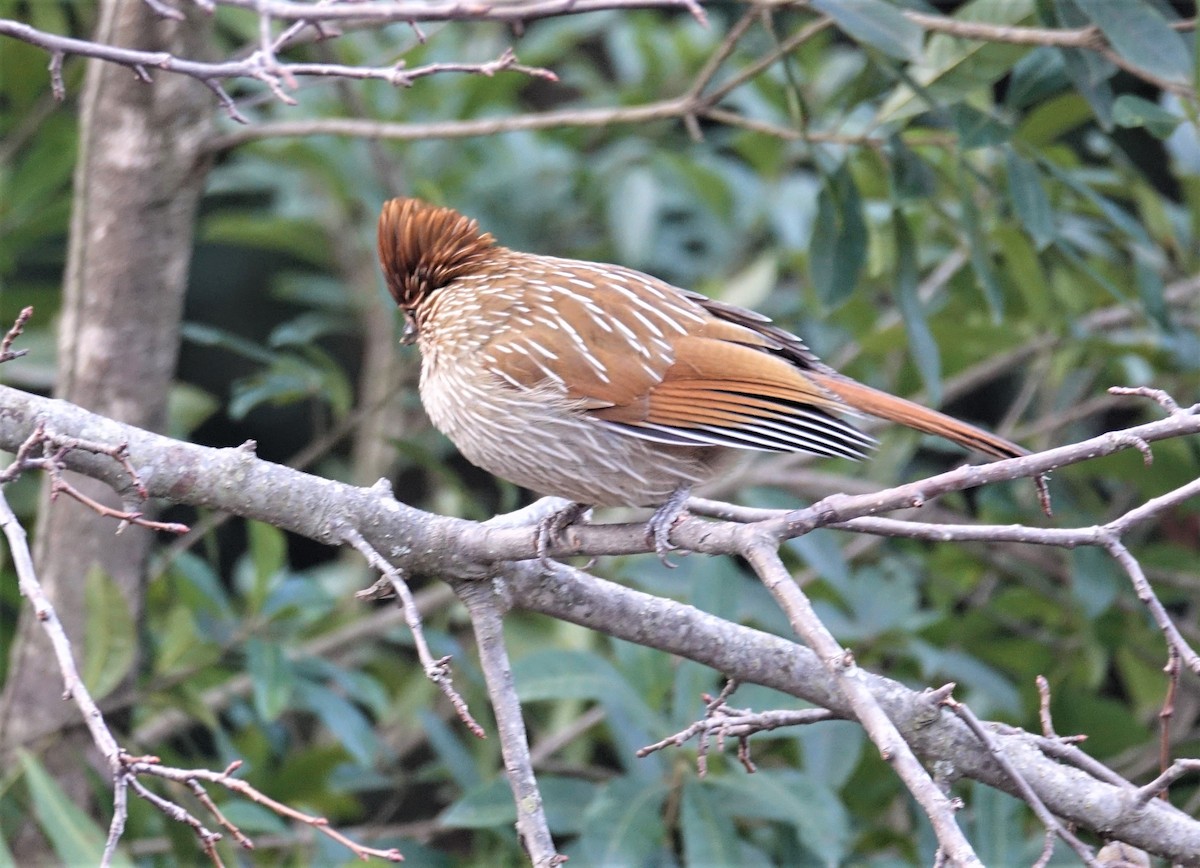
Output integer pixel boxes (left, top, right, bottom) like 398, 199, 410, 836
377, 198, 497, 309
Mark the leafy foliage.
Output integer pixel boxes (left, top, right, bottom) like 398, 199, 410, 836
2, 0, 1200, 863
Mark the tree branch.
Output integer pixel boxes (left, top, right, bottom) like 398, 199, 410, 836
3, 382, 1200, 861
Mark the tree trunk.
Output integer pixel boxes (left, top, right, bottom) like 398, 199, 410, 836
0, 0, 214, 852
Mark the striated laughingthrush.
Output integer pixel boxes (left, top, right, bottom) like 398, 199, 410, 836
377, 198, 1026, 554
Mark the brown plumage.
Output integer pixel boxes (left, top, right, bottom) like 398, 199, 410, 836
377, 198, 1026, 553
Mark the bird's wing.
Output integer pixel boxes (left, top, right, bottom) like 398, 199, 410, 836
474, 258, 876, 460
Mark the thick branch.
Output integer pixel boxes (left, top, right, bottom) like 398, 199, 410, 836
2, 384, 1199, 861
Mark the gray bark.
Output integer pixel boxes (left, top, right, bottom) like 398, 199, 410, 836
1, 385, 1199, 862
0, 0, 214, 847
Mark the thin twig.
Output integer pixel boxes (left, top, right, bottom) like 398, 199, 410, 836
0, 490, 122, 765
1133, 758, 1200, 805
141, 0, 186, 19
741, 539, 980, 864
0, 306, 33, 363
344, 524, 485, 737
1159, 649, 1181, 796
456, 579, 562, 866
943, 696, 1099, 866
121, 755, 405, 862
1035, 676, 1059, 740
2, 424, 190, 534
637, 682, 838, 775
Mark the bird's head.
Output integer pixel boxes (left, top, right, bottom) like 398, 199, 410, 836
377, 198, 497, 322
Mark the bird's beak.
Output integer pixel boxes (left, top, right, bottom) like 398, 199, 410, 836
401, 312, 418, 345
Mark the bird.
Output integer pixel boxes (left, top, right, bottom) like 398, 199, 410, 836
376, 197, 1028, 559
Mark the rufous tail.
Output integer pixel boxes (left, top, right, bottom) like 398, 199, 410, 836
808, 372, 1026, 461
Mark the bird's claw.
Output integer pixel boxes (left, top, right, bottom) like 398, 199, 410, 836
535, 502, 590, 568
645, 486, 692, 568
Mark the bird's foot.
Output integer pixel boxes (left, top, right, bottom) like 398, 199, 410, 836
535, 502, 591, 566
645, 487, 692, 567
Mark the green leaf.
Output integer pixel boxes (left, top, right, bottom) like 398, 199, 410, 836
268, 311, 354, 347
540, 777, 600, 835
949, 103, 1011, 149
1005, 46, 1068, 109
168, 550, 234, 620
1016, 93, 1094, 147
958, 163, 1004, 320
248, 521, 286, 593
166, 382, 220, 440
295, 681, 379, 767
572, 777, 668, 866
81, 565, 136, 702
1056, 45, 1115, 129
228, 355, 318, 419
993, 224, 1051, 320
810, 0, 923, 61
1070, 547, 1121, 619
1134, 254, 1169, 329
440, 778, 515, 829
719, 253, 778, 314
246, 637, 295, 722
878, 0, 1035, 122
809, 164, 867, 306
229, 347, 353, 420
1040, 160, 1150, 246
1004, 149, 1055, 250
153, 605, 217, 677
1112, 94, 1184, 139
787, 528, 850, 590
608, 165, 659, 268
889, 135, 936, 200
216, 800, 290, 835
796, 721, 865, 789
442, 776, 597, 835
681, 781, 741, 867
1074, 0, 1191, 86
200, 213, 332, 268
893, 212, 942, 404
180, 323, 275, 364
967, 781, 1026, 867
1048, 0, 1118, 128
19, 750, 132, 867
419, 709, 483, 790
512, 649, 665, 775
710, 770, 851, 864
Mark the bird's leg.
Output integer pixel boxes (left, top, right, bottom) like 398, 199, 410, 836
535, 501, 591, 564
646, 486, 692, 566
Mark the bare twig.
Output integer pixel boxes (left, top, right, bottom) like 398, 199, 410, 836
741, 539, 980, 865
0, 488, 122, 768
637, 680, 839, 775
119, 755, 405, 862
900, 10, 1197, 99
1, 482, 402, 864
344, 524, 485, 738
943, 695, 1099, 866
456, 579, 562, 867
1133, 758, 1200, 806
0, 306, 33, 363
204, 0, 707, 24
1, 424, 189, 534
901, 10, 1104, 48
1159, 650, 1181, 795
0, 19, 556, 123
141, 0, 186, 20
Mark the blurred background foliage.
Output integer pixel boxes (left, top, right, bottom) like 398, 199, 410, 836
2, 0, 1200, 863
